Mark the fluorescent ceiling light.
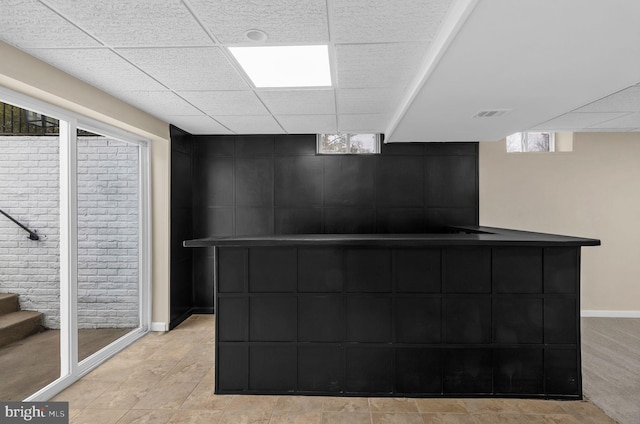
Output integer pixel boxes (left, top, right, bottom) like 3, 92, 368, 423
229, 45, 331, 88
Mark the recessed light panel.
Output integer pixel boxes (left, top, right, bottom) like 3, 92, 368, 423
229, 45, 331, 88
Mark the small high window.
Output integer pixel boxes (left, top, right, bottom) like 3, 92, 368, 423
317, 133, 380, 154
506, 132, 555, 153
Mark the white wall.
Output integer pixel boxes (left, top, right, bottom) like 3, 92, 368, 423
77, 136, 139, 329
0, 136, 60, 326
0, 135, 140, 329
0, 41, 171, 328
480, 132, 640, 313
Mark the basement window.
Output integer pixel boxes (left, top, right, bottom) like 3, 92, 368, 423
317, 133, 380, 154
506, 132, 555, 153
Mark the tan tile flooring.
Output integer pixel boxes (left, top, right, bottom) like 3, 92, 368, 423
52, 315, 617, 424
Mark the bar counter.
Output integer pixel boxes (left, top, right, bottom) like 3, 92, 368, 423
185, 227, 599, 398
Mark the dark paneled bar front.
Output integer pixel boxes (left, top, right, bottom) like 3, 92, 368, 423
185, 228, 599, 398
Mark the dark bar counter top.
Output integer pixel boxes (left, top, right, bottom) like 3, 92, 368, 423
183, 226, 600, 248
184, 227, 599, 399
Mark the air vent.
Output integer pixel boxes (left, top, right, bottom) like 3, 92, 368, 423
472, 109, 510, 118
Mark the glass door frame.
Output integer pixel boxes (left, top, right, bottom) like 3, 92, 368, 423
0, 86, 152, 401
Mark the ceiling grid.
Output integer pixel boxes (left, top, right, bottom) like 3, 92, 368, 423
0, 0, 638, 138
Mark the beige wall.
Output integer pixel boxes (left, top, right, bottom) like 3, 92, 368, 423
0, 41, 171, 327
480, 132, 640, 312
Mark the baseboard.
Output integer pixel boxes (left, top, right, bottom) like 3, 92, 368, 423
581, 310, 640, 318
191, 307, 214, 314
168, 307, 214, 330
169, 309, 193, 330
151, 321, 168, 332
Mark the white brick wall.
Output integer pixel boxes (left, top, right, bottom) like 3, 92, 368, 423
0, 136, 60, 328
0, 135, 139, 329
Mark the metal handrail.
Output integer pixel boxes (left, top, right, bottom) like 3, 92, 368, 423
0, 209, 40, 240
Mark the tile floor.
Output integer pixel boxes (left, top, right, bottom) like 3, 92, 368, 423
52, 315, 617, 424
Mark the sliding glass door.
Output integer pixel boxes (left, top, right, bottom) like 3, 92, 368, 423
0, 88, 150, 401
76, 129, 141, 362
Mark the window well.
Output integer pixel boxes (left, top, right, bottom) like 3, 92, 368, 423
317, 133, 380, 154
506, 132, 555, 153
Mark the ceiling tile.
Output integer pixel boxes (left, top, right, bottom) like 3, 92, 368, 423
166, 115, 232, 134
117, 47, 248, 91
588, 112, 640, 129
25, 48, 166, 92
113, 91, 201, 118
337, 88, 401, 114
43, 0, 211, 47
276, 115, 337, 133
187, 0, 328, 44
338, 114, 387, 133
215, 115, 284, 134
331, 0, 453, 43
4, 0, 634, 138
178, 91, 268, 115
0, 0, 100, 48
257, 90, 335, 115
530, 112, 631, 131
336, 43, 424, 89
573, 85, 640, 113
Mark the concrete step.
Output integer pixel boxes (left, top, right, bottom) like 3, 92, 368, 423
0, 293, 20, 316
0, 311, 44, 348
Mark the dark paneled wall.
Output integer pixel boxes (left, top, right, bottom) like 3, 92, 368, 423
192, 135, 477, 237
170, 125, 194, 328
189, 134, 479, 311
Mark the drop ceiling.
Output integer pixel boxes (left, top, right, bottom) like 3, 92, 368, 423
0, 0, 639, 141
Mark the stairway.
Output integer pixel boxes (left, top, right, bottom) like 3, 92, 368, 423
0, 293, 44, 348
